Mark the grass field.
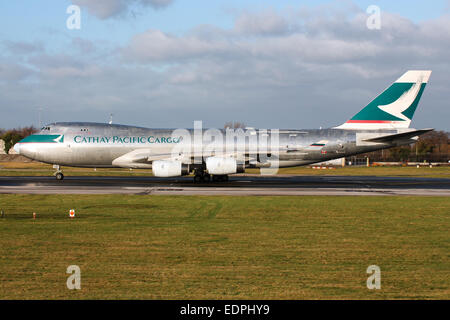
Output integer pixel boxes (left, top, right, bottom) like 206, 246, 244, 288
0, 195, 449, 299
1, 161, 449, 178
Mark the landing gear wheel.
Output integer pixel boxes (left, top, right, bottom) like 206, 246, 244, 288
55, 172, 64, 181
203, 174, 211, 183
194, 175, 203, 183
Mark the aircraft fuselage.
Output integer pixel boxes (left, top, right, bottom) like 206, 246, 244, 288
16, 122, 409, 169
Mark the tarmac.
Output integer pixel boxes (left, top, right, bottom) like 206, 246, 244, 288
1, 175, 449, 196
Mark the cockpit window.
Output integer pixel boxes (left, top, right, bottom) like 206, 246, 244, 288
41, 126, 51, 131
80, 128, 89, 132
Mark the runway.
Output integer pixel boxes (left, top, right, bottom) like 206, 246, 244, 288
1, 175, 450, 196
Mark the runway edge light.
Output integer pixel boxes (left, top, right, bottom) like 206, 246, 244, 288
69, 209, 75, 219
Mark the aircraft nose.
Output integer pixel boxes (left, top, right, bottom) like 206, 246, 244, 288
15, 143, 36, 159
13, 143, 21, 154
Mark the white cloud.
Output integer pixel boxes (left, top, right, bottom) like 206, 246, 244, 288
234, 9, 290, 36
122, 29, 236, 63
0, 62, 34, 82
71, 0, 174, 19
1, 5, 450, 130
2, 41, 45, 55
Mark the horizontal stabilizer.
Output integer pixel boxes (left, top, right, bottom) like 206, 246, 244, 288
363, 129, 433, 143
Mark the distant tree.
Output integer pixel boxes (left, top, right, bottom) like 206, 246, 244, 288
413, 130, 448, 161
1, 131, 23, 154
0, 126, 37, 154
389, 147, 411, 162
361, 130, 449, 162
224, 121, 246, 129
416, 139, 434, 155
20, 126, 38, 137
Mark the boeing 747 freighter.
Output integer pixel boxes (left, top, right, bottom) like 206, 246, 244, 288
14, 70, 433, 182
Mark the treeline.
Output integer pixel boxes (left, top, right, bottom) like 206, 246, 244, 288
361, 130, 449, 163
0, 126, 38, 154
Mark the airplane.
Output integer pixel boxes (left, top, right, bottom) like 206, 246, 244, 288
14, 70, 433, 183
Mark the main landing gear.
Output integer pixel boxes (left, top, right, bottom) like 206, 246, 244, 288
53, 165, 64, 180
193, 170, 228, 183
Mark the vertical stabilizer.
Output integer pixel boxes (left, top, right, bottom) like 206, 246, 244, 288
335, 70, 431, 130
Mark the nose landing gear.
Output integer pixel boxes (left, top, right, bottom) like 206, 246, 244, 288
53, 165, 64, 180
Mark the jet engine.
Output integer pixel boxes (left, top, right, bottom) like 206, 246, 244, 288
152, 160, 190, 177
205, 157, 245, 175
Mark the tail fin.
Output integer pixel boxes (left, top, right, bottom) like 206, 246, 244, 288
335, 70, 431, 130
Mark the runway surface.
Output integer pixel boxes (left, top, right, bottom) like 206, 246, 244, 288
1, 175, 450, 196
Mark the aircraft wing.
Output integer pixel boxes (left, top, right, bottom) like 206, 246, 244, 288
112, 148, 253, 168
112, 149, 154, 168
362, 129, 433, 143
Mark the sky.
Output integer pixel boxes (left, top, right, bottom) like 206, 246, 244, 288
0, 0, 449, 130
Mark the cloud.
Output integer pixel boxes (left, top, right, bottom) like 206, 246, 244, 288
2, 41, 45, 55
0, 62, 34, 82
1, 5, 450, 130
70, 0, 174, 19
121, 9, 446, 70
122, 29, 239, 63
141, 0, 174, 9
234, 9, 290, 36
71, 37, 96, 54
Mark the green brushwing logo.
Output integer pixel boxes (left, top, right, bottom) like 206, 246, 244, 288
351, 82, 427, 122
19, 134, 64, 143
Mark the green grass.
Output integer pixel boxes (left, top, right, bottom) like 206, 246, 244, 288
1, 161, 449, 178
0, 195, 449, 299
